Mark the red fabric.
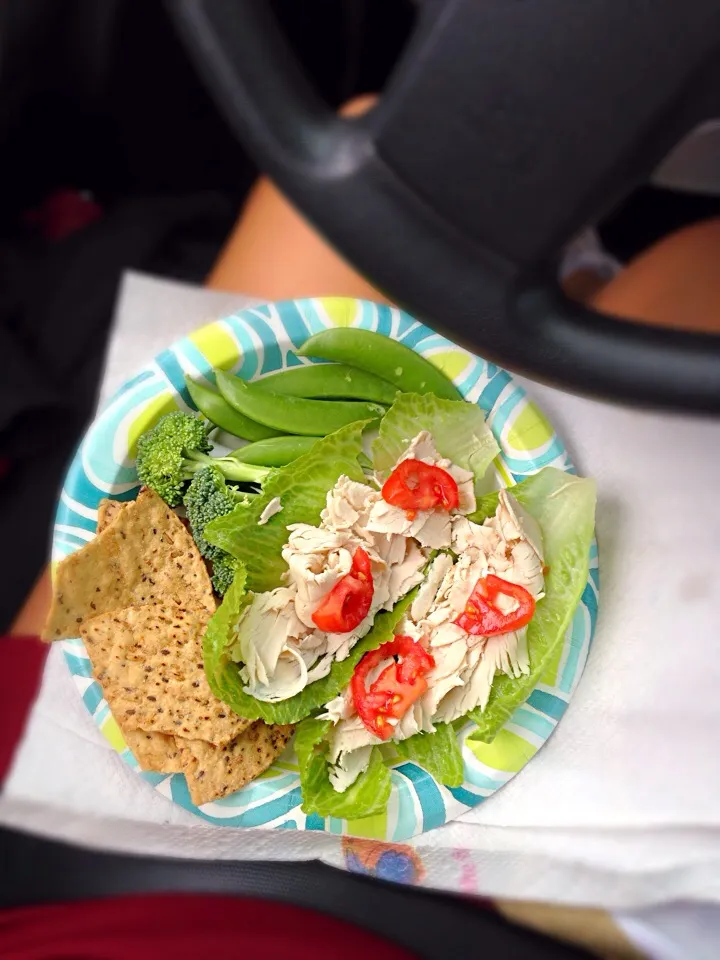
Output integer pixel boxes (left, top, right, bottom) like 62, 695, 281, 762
24, 189, 103, 241
0, 635, 48, 782
0, 894, 416, 960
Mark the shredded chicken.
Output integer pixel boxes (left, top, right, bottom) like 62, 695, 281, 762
233, 433, 483, 706
325, 487, 546, 790
257, 497, 283, 526
329, 744, 374, 793
366, 432, 476, 549
234, 586, 307, 701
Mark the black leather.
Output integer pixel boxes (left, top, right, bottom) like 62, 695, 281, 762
0, 827, 591, 958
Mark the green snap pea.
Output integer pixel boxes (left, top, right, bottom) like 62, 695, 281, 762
216, 370, 385, 437
255, 363, 398, 405
296, 328, 462, 401
185, 376, 282, 442
229, 435, 321, 467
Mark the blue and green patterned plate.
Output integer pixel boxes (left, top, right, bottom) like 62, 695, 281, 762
53, 296, 598, 841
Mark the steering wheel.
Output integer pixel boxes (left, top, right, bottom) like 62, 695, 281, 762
169, 0, 720, 412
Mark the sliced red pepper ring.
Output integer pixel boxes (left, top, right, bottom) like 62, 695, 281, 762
454, 574, 536, 637
311, 547, 374, 634
351, 634, 436, 740
381, 458, 460, 513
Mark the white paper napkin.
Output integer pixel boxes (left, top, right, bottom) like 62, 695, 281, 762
5, 271, 720, 909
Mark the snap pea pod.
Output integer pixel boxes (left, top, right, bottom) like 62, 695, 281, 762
254, 363, 398, 405
216, 370, 385, 437
296, 328, 462, 401
229, 435, 321, 467
185, 376, 281, 441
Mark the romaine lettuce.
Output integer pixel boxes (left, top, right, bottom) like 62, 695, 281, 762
300, 466, 596, 815
295, 718, 391, 818
204, 420, 368, 592
395, 722, 464, 787
203, 576, 417, 726
372, 392, 499, 487
466, 467, 596, 742
203, 385, 596, 818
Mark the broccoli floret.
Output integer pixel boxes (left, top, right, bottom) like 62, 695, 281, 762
184, 465, 250, 595
136, 411, 268, 506
208, 554, 240, 597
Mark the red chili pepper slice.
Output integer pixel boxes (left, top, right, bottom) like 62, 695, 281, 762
311, 547, 374, 634
351, 634, 436, 740
381, 459, 459, 512
454, 574, 536, 637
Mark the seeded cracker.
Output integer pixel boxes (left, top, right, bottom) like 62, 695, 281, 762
97, 498, 126, 533
180, 722, 294, 806
85, 602, 251, 745
80, 605, 184, 775
124, 729, 183, 773
42, 488, 215, 641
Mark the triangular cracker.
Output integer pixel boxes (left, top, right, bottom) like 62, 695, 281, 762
84, 602, 250, 746
180, 722, 293, 806
43, 489, 214, 641
81, 601, 183, 775
97, 498, 126, 533
124, 730, 183, 774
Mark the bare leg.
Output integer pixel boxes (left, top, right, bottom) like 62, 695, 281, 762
593, 217, 720, 333
206, 176, 390, 304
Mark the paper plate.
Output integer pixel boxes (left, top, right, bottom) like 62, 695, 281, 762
54, 296, 598, 841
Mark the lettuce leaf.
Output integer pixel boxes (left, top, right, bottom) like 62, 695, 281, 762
395, 722, 464, 787
466, 467, 596, 743
203, 577, 418, 725
202, 564, 254, 708
204, 420, 368, 593
372, 392, 499, 487
296, 718, 391, 818
297, 717, 462, 819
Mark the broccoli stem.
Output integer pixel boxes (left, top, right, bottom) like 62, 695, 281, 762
183, 450, 269, 485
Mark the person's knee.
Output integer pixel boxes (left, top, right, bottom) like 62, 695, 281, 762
636, 216, 720, 269
593, 217, 720, 331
